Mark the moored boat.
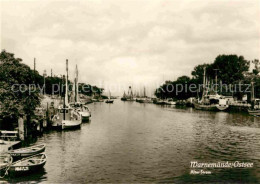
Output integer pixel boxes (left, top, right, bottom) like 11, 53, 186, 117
62, 119, 81, 130
155, 99, 167, 105
248, 109, 260, 116
194, 101, 217, 111
105, 99, 114, 103
165, 98, 176, 105
9, 153, 46, 175
194, 67, 220, 111
0, 154, 12, 175
79, 105, 91, 121
8, 144, 45, 158
216, 104, 229, 111
121, 86, 134, 101
71, 102, 91, 122
52, 60, 82, 129
216, 98, 229, 111
105, 91, 114, 103
55, 106, 81, 130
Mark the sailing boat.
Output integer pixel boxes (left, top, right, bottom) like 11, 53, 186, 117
137, 87, 149, 103
194, 67, 219, 111
105, 91, 114, 103
121, 86, 134, 101
52, 60, 82, 129
70, 65, 91, 122
121, 91, 127, 101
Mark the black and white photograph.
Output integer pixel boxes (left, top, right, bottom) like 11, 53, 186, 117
0, 0, 259, 183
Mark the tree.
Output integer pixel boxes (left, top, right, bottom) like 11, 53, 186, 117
211, 55, 249, 84
0, 50, 41, 129
252, 59, 259, 76
156, 54, 251, 100
191, 63, 210, 83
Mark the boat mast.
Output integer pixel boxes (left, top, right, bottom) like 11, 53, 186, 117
214, 69, 219, 95
63, 75, 66, 120
74, 65, 79, 103
65, 59, 69, 107
202, 67, 206, 100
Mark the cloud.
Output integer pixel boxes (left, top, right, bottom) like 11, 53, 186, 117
1, 0, 259, 95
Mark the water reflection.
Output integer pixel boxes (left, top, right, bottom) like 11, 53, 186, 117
4, 100, 260, 183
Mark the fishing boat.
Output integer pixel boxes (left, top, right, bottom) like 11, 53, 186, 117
52, 60, 82, 129
194, 101, 217, 111
136, 87, 153, 103
52, 105, 82, 129
9, 153, 46, 175
121, 86, 135, 101
216, 98, 229, 111
121, 91, 128, 101
105, 91, 114, 103
194, 67, 219, 111
75, 103, 91, 122
8, 144, 45, 158
69, 65, 91, 122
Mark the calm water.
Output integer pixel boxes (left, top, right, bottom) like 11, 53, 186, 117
7, 100, 260, 183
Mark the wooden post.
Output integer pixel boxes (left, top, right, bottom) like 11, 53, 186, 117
18, 116, 25, 140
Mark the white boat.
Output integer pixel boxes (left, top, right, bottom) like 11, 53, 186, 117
62, 119, 81, 130
70, 65, 91, 122
52, 106, 81, 129
165, 98, 176, 105
79, 107, 91, 121
216, 104, 229, 111
52, 60, 82, 129
216, 98, 229, 111
73, 103, 91, 121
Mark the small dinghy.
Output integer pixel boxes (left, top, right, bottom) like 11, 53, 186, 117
8, 144, 45, 158
105, 99, 114, 103
9, 153, 46, 175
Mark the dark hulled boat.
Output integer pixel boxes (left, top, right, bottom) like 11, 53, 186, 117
9, 153, 46, 175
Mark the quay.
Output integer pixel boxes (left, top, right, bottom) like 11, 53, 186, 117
0, 130, 21, 153
0, 140, 21, 153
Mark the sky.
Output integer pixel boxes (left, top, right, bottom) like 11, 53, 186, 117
1, 0, 260, 95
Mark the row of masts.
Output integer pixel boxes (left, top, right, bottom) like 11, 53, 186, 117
123, 86, 149, 98
201, 67, 256, 102
64, 59, 79, 106
34, 58, 79, 105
